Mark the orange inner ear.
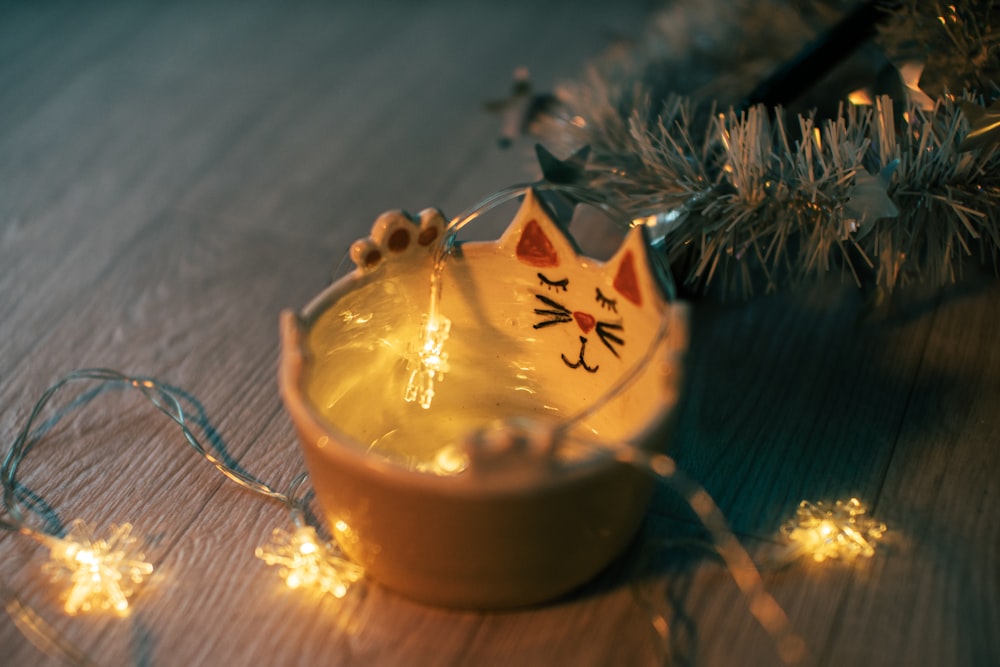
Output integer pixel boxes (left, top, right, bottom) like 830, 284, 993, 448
613, 251, 642, 305
516, 219, 559, 267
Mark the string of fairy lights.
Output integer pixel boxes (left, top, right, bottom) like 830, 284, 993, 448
0, 364, 887, 666
18, 4, 994, 664
0, 369, 361, 662
1, 182, 888, 665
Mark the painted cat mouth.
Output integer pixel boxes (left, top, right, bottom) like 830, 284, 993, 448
561, 336, 599, 373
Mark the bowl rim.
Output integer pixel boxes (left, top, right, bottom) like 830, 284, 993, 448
279, 244, 683, 499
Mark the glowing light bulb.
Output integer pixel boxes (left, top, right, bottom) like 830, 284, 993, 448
255, 525, 363, 598
404, 313, 451, 409
848, 88, 874, 106
43, 519, 153, 615
781, 498, 886, 562
415, 443, 469, 476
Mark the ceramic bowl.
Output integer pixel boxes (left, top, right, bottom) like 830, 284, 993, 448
279, 188, 688, 609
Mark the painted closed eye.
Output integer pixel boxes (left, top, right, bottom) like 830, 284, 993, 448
595, 287, 617, 312
538, 272, 568, 291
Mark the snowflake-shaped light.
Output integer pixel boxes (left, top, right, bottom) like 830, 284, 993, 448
255, 525, 363, 598
781, 498, 886, 562
404, 313, 451, 409
42, 519, 153, 615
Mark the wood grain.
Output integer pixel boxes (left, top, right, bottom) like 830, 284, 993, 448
1, 1, 998, 666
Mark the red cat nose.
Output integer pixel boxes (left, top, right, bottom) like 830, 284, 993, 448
572, 311, 596, 334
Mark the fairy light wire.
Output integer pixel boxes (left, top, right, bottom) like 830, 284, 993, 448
1, 369, 298, 541
0, 366, 817, 666
436, 187, 796, 653
437, 180, 663, 268
577, 438, 810, 665
428, 185, 771, 662
0, 368, 327, 664
426, 182, 677, 435
430, 177, 817, 658
0, 193, 884, 666
424, 185, 813, 661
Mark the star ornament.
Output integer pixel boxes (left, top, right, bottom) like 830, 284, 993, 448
533, 144, 593, 225
484, 67, 563, 148
844, 161, 899, 240
42, 519, 153, 615
780, 498, 886, 563
256, 525, 363, 598
535, 143, 591, 187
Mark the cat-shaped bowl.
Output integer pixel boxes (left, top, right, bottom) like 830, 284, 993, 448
279, 188, 688, 609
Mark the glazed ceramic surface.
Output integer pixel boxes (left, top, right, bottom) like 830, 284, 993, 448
279, 188, 688, 609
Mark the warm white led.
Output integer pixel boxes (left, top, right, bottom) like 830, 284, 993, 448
43, 520, 153, 615
256, 525, 363, 598
781, 498, 886, 562
404, 314, 451, 409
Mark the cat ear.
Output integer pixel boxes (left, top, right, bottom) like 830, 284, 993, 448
500, 188, 578, 268
607, 226, 669, 308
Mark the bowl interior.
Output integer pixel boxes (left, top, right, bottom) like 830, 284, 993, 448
298, 191, 684, 476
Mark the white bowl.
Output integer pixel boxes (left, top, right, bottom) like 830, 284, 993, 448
279, 188, 688, 608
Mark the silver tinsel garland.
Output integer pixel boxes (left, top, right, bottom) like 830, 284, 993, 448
541, 0, 1000, 296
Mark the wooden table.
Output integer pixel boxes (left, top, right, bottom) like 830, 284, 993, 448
1, 2, 997, 665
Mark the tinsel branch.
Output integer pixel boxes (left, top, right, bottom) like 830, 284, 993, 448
543, 0, 1000, 296
589, 95, 1000, 294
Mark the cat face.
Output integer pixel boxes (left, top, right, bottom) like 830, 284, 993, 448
499, 189, 666, 375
